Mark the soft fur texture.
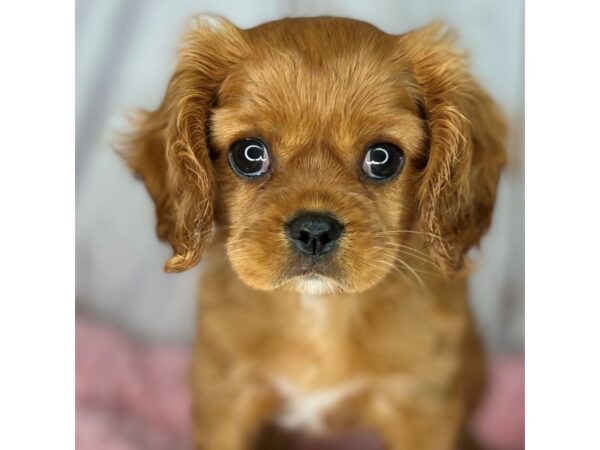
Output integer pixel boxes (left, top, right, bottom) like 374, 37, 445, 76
121, 16, 506, 450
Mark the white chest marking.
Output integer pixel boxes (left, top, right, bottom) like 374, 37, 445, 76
273, 377, 363, 432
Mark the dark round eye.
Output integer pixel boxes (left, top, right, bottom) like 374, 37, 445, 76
361, 143, 404, 181
228, 138, 271, 179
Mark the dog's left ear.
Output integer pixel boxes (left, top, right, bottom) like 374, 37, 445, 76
398, 23, 507, 277
120, 16, 247, 272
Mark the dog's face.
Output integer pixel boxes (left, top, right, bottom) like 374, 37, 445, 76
123, 17, 506, 294
210, 27, 427, 294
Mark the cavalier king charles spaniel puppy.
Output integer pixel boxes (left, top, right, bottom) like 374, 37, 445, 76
122, 15, 506, 450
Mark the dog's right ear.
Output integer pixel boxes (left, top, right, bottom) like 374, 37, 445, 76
120, 16, 246, 272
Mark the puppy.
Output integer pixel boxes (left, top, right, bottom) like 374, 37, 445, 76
122, 16, 506, 450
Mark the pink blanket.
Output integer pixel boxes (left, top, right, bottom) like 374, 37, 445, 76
76, 315, 523, 450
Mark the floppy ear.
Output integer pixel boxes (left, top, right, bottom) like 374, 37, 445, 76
399, 23, 507, 276
120, 16, 246, 272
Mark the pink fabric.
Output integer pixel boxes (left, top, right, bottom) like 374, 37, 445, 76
76, 317, 192, 450
76, 315, 524, 450
470, 355, 525, 450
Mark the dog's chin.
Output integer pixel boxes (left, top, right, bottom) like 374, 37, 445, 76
290, 275, 340, 295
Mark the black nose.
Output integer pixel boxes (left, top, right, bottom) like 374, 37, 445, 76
286, 213, 343, 257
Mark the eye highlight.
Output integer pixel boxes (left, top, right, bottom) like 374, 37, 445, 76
361, 143, 404, 181
228, 138, 271, 179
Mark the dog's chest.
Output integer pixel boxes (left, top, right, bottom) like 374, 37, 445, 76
272, 376, 364, 432
269, 294, 362, 432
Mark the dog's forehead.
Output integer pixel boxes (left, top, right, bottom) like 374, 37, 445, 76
210, 18, 424, 161
218, 25, 415, 132
224, 19, 413, 108
245, 16, 392, 55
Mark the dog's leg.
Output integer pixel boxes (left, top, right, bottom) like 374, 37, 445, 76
362, 396, 465, 450
192, 373, 280, 450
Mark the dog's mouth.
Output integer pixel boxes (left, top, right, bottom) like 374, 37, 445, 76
272, 246, 351, 294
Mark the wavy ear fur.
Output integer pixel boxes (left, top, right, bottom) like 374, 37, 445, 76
399, 23, 507, 276
120, 16, 246, 272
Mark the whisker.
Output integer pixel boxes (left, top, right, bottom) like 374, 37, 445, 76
393, 257, 429, 290
375, 248, 441, 280
372, 258, 414, 285
393, 250, 437, 270
376, 229, 442, 239
377, 244, 438, 269
376, 242, 434, 259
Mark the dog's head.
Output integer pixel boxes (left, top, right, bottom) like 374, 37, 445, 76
123, 16, 506, 294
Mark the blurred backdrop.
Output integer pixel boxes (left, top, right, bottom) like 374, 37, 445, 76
76, 0, 524, 352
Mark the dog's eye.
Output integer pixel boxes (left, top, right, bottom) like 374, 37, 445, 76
362, 143, 404, 181
228, 138, 271, 179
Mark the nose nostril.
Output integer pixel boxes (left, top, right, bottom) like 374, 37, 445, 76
298, 230, 312, 245
317, 231, 332, 247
